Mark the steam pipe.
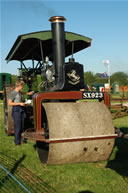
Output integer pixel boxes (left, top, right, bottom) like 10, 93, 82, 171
49, 16, 66, 90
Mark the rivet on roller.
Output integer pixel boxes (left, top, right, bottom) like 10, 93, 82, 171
83, 147, 88, 152
94, 147, 98, 151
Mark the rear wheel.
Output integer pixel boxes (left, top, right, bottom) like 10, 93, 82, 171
4, 85, 14, 135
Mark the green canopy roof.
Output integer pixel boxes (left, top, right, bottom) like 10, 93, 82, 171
6, 31, 92, 62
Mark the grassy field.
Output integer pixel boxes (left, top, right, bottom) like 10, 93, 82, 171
0, 102, 128, 193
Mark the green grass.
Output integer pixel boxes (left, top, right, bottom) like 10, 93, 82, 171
0, 103, 128, 193
111, 93, 128, 98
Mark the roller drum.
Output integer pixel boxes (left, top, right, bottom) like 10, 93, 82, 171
37, 102, 115, 165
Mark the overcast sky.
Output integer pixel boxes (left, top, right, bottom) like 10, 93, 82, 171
1, 0, 128, 75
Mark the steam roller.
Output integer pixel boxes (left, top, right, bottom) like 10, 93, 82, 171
5, 16, 117, 165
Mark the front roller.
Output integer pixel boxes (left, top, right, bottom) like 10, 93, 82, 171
37, 102, 116, 165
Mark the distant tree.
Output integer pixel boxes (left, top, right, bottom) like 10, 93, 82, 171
11, 74, 18, 85
84, 71, 128, 87
95, 77, 108, 84
110, 72, 128, 85
95, 73, 101, 78
84, 71, 96, 86
95, 73, 108, 84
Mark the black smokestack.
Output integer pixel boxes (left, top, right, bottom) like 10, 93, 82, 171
49, 16, 66, 90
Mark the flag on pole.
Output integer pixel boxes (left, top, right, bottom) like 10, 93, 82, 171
103, 60, 110, 67
103, 60, 110, 64
100, 72, 108, 78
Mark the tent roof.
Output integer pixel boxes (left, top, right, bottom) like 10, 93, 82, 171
6, 31, 92, 62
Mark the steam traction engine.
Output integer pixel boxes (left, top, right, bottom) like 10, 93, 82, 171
4, 16, 117, 165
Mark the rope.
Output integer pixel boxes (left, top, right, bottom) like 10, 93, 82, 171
0, 164, 31, 193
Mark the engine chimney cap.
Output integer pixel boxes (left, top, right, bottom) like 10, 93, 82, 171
49, 16, 66, 23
